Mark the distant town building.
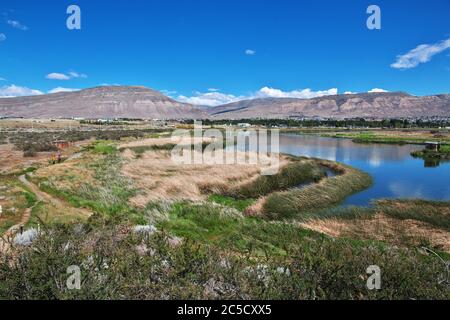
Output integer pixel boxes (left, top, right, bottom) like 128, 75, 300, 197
425, 141, 441, 152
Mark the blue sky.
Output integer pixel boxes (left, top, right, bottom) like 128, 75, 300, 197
0, 0, 449, 105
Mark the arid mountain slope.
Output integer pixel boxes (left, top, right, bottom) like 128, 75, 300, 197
208, 92, 450, 119
0, 86, 207, 119
1, 88, 449, 120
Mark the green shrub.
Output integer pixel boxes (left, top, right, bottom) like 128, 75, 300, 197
0, 221, 448, 300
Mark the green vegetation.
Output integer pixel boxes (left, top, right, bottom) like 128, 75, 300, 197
226, 158, 326, 199
32, 146, 146, 225
0, 132, 8, 145
0, 174, 38, 233
441, 145, 450, 153
208, 195, 255, 212
2, 137, 449, 300
91, 141, 117, 155
1, 211, 448, 299
120, 143, 177, 156
375, 199, 450, 231
4, 128, 170, 155
411, 145, 450, 160
327, 131, 450, 145
198, 118, 450, 129
262, 164, 372, 220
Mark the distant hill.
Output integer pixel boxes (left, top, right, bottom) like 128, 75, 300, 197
0, 86, 208, 119
207, 92, 450, 119
1, 87, 449, 120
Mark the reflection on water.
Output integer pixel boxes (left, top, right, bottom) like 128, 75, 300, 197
279, 134, 450, 206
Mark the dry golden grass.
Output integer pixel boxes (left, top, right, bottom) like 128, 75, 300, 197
119, 136, 288, 206
119, 136, 210, 149
0, 119, 81, 130
300, 213, 450, 252
0, 144, 52, 174
32, 153, 97, 191
123, 150, 257, 205
122, 148, 287, 206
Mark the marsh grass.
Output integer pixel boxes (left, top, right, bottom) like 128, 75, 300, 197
207, 195, 255, 212
299, 200, 450, 252
226, 158, 326, 199
262, 164, 372, 220
375, 199, 450, 231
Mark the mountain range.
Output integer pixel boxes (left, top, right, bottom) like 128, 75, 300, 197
0, 86, 449, 120
0, 86, 207, 119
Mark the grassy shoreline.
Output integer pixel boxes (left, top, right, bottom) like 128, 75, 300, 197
282, 130, 450, 146
260, 162, 373, 220
411, 145, 450, 160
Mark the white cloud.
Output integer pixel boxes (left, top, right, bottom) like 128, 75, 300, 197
0, 84, 43, 98
208, 88, 220, 92
391, 37, 450, 69
177, 87, 339, 106
344, 91, 356, 95
245, 49, 256, 55
255, 87, 338, 99
46, 73, 71, 80
46, 71, 87, 80
177, 91, 244, 106
7, 19, 28, 31
368, 88, 388, 93
48, 87, 80, 94
0, 33, 6, 42
68, 71, 87, 79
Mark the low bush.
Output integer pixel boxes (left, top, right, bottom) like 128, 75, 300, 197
0, 217, 448, 300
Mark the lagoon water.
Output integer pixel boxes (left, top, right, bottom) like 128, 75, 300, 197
279, 134, 450, 206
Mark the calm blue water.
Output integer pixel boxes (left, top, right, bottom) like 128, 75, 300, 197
279, 134, 450, 206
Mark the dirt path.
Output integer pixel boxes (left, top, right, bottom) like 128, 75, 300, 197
1, 175, 92, 254
18, 174, 92, 217
0, 177, 38, 254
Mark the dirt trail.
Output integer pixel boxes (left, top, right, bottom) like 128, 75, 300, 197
18, 174, 92, 217
1, 175, 92, 254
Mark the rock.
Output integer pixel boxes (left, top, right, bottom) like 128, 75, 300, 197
133, 225, 157, 236
14, 228, 39, 246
